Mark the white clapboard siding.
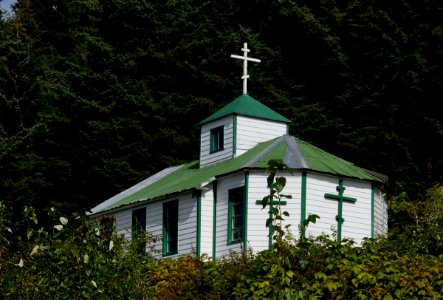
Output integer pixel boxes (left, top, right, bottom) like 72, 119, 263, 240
145, 201, 163, 258
246, 172, 272, 252
200, 116, 234, 168
113, 209, 133, 241
373, 187, 388, 236
339, 180, 372, 243
177, 194, 198, 256
215, 173, 246, 258
247, 170, 302, 252
200, 188, 214, 257
305, 173, 373, 244
236, 116, 287, 156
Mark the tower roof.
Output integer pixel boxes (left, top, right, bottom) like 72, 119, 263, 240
199, 94, 291, 125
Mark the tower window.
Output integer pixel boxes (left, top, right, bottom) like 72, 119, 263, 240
210, 126, 224, 153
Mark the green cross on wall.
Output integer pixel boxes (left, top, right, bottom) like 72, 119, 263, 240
256, 199, 287, 248
324, 180, 357, 242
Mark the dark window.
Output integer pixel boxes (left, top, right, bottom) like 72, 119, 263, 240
228, 187, 244, 244
163, 200, 178, 255
210, 126, 224, 153
132, 208, 146, 253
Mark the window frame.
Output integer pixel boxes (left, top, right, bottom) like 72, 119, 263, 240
227, 187, 245, 245
132, 207, 147, 253
163, 200, 179, 256
210, 126, 224, 153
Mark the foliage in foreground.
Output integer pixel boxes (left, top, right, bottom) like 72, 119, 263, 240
1, 164, 442, 299
0, 201, 442, 299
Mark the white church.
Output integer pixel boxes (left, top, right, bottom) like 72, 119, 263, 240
89, 43, 388, 259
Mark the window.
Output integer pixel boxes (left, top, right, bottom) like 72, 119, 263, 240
228, 187, 245, 244
132, 208, 146, 253
163, 200, 178, 256
210, 126, 224, 153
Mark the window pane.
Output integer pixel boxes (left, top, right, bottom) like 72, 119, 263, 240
163, 200, 178, 255
210, 126, 224, 152
229, 187, 244, 243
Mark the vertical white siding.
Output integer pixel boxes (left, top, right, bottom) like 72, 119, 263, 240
215, 173, 246, 258
304, 173, 372, 244
200, 188, 214, 257
373, 187, 388, 236
247, 170, 302, 253
200, 116, 234, 168
236, 116, 287, 156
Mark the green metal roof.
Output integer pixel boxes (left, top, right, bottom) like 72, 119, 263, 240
199, 94, 291, 125
90, 135, 387, 214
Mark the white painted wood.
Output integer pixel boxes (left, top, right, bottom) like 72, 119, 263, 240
200, 116, 234, 168
215, 173, 246, 258
113, 209, 132, 241
177, 194, 198, 256
304, 173, 373, 244
230, 42, 261, 94
200, 188, 214, 257
373, 187, 388, 236
236, 116, 287, 156
246, 170, 302, 252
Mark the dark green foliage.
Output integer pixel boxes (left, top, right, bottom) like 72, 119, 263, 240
0, 0, 442, 234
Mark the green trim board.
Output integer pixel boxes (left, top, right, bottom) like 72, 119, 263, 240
300, 172, 307, 237
212, 181, 217, 260
255, 199, 287, 248
196, 191, 201, 256
324, 180, 357, 242
227, 186, 245, 245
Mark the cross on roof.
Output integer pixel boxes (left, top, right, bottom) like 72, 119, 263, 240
231, 42, 261, 94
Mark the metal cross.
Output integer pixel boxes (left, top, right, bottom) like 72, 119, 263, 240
231, 42, 261, 94
324, 180, 357, 242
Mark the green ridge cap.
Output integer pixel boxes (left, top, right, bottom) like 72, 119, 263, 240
199, 94, 291, 125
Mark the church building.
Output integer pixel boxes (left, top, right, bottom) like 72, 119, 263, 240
88, 43, 388, 259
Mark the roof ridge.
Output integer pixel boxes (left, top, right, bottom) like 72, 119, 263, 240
242, 136, 285, 168
284, 135, 309, 169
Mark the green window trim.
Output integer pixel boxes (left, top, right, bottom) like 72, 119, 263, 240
132, 207, 147, 254
210, 126, 224, 153
227, 186, 245, 245
300, 172, 307, 237
212, 181, 217, 260
163, 200, 178, 256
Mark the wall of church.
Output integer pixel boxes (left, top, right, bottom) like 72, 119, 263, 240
200, 187, 214, 257
246, 170, 303, 253
235, 116, 288, 156
200, 116, 234, 168
214, 172, 246, 258
373, 186, 388, 236
304, 173, 372, 244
